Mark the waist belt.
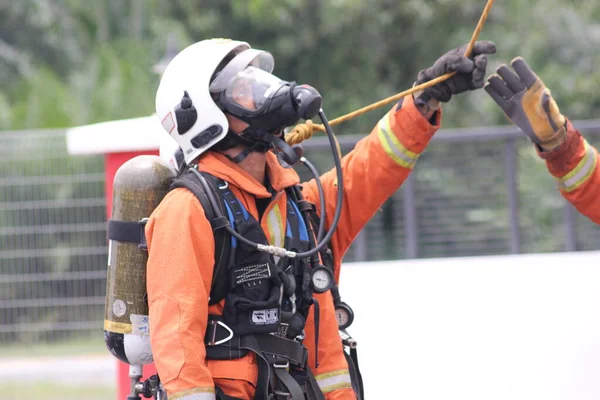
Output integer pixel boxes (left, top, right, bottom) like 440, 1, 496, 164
205, 315, 323, 400
205, 315, 308, 367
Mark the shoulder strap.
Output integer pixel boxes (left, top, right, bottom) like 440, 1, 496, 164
170, 169, 231, 305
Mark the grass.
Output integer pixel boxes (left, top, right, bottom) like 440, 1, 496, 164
0, 335, 107, 358
5, 382, 115, 400
2, 335, 118, 399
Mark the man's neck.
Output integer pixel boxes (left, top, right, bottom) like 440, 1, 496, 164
223, 146, 267, 184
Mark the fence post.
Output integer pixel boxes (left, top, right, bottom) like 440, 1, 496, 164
563, 202, 577, 252
504, 139, 521, 254
352, 230, 368, 262
403, 174, 419, 259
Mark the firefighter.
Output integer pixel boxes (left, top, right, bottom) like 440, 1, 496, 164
485, 57, 599, 223
147, 38, 496, 400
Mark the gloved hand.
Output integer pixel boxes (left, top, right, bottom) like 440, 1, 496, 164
414, 41, 497, 104
484, 57, 566, 151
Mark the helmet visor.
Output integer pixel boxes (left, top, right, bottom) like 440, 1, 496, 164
224, 66, 284, 112
210, 49, 274, 93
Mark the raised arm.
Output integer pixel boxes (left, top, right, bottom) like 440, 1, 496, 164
485, 57, 599, 223
304, 41, 497, 274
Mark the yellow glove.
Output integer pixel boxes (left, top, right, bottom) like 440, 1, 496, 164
484, 57, 566, 150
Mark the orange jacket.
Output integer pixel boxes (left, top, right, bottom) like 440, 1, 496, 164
538, 119, 600, 224
145, 94, 441, 400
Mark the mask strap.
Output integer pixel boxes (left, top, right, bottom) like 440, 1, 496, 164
226, 147, 251, 164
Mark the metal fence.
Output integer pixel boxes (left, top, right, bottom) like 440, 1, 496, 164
301, 120, 600, 261
1, 121, 600, 346
0, 130, 107, 345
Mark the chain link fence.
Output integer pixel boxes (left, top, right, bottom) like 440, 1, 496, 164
1, 121, 599, 346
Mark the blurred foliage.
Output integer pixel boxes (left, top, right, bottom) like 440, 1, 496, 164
1, 0, 599, 132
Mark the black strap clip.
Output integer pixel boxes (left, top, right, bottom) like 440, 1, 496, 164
138, 218, 149, 250
272, 390, 292, 400
107, 218, 149, 251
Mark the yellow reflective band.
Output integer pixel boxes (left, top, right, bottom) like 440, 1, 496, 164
315, 369, 353, 393
266, 201, 285, 264
377, 114, 420, 169
558, 140, 597, 192
266, 203, 284, 247
169, 387, 216, 400
104, 320, 131, 334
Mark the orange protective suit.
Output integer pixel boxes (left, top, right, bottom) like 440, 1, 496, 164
538, 119, 600, 224
145, 95, 441, 400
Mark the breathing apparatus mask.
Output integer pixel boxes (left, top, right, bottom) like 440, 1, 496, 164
209, 50, 323, 164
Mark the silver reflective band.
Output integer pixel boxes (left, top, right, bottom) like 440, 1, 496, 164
377, 115, 419, 169
169, 388, 216, 400
558, 140, 597, 192
315, 369, 352, 393
175, 394, 215, 400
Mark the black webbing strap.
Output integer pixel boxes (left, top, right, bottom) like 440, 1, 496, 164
214, 386, 244, 400
305, 371, 327, 400
237, 335, 272, 400
250, 334, 308, 367
107, 219, 148, 250
312, 297, 320, 369
237, 335, 312, 400
273, 367, 305, 400
295, 199, 315, 213
170, 170, 233, 305
217, 179, 251, 229
346, 348, 364, 400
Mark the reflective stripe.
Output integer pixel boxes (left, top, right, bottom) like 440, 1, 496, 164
266, 202, 285, 264
169, 387, 215, 400
315, 369, 353, 393
557, 140, 597, 192
377, 113, 420, 169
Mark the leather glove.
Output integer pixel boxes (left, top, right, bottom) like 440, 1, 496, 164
484, 57, 566, 151
415, 41, 497, 104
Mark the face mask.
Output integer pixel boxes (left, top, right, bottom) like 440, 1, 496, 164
210, 51, 322, 143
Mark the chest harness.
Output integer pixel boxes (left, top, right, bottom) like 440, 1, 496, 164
170, 166, 363, 400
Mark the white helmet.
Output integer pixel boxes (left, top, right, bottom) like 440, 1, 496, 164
155, 38, 274, 165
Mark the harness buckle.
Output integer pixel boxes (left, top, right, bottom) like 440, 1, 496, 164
218, 181, 229, 190
273, 360, 290, 370
207, 320, 234, 346
272, 390, 292, 400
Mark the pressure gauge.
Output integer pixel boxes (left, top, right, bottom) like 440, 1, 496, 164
310, 265, 333, 293
335, 302, 354, 330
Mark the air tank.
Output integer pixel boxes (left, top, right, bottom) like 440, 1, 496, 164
104, 155, 177, 365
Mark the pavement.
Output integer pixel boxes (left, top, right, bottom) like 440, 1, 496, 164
0, 354, 116, 386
